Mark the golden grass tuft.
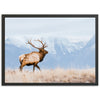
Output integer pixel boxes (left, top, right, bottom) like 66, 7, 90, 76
5, 68, 95, 83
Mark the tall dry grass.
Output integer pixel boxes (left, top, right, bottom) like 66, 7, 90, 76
5, 68, 95, 83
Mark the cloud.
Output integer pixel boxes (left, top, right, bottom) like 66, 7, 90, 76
5, 17, 95, 36
5, 17, 95, 52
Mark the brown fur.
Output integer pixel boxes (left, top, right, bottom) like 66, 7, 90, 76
19, 40, 48, 72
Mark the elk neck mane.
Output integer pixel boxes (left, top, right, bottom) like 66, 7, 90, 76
39, 50, 46, 62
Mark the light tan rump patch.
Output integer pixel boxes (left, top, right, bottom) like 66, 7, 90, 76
19, 54, 25, 62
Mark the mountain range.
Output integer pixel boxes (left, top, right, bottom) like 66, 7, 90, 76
5, 36, 95, 70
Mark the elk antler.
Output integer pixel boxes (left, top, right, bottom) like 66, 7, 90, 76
26, 40, 40, 49
35, 39, 48, 49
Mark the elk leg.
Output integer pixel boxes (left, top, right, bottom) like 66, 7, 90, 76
20, 65, 23, 71
33, 65, 35, 72
20, 63, 25, 71
36, 65, 41, 71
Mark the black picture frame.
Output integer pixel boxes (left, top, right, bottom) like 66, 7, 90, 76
2, 14, 98, 86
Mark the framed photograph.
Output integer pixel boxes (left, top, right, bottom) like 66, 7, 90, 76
2, 14, 98, 86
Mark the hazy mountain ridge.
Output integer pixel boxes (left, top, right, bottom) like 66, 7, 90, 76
5, 37, 86, 54
5, 36, 95, 69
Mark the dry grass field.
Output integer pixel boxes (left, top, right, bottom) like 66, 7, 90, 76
5, 68, 95, 83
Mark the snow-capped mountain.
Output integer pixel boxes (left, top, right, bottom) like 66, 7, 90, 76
5, 36, 95, 70
5, 36, 86, 54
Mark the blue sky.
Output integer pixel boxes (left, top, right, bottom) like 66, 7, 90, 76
5, 17, 95, 48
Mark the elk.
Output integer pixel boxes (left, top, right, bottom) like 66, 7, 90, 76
19, 40, 48, 72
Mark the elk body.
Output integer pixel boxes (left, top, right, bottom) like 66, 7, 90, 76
19, 40, 48, 72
